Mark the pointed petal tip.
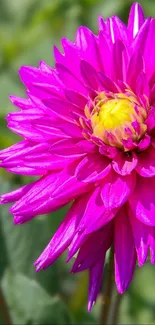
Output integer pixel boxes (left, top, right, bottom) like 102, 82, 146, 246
34, 258, 40, 267
116, 285, 125, 295
128, 2, 145, 39
35, 264, 42, 272
137, 248, 148, 267
87, 300, 95, 312
129, 2, 145, 19
13, 216, 23, 225
0, 197, 7, 204
137, 261, 145, 268
34, 258, 46, 272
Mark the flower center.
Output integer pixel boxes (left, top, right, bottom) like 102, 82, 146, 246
92, 97, 134, 130
88, 92, 147, 150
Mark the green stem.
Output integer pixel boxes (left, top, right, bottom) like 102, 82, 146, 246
109, 289, 123, 324
100, 247, 114, 325
0, 285, 12, 325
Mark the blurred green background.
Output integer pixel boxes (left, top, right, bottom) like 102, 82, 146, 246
0, 0, 155, 324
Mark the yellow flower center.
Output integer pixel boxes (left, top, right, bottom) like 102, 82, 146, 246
92, 97, 134, 131
87, 92, 147, 149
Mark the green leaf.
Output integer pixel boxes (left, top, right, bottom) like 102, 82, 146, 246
0, 181, 69, 295
2, 270, 73, 325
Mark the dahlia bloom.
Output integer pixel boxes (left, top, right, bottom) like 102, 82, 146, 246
1, 1, 155, 310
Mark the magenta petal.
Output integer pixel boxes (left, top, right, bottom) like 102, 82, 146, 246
98, 32, 114, 78
42, 97, 78, 122
128, 208, 149, 266
137, 134, 151, 151
131, 18, 151, 54
80, 60, 100, 90
71, 221, 113, 273
0, 181, 37, 204
34, 196, 87, 271
145, 107, 155, 131
113, 39, 128, 81
75, 26, 101, 71
127, 2, 145, 39
144, 19, 155, 79
50, 139, 86, 157
136, 146, 155, 177
129, 176, 155, 226
11, 161, 92, 220
75, 154, 111, 182
114, 206, 136, 294
98, 72, 118, 92
109, 16, 128, 45
127, 53, 144, 91
88, 258, 105, 312
9, 95, 33, 110
64, 89, 87, 108
112, 152, 137, 176
136, 71, 150, 98
77, 187, 115, 235
101, 170, 136, 209
0, 141, 28, 159
56, 63, 87, 96
99, 144, 118, 159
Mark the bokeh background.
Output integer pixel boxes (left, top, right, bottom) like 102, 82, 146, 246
0, 0, 155, 324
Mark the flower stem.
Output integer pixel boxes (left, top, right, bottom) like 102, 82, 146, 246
0, 285, 12, 325
100, 247, 114, 325
109, 290, 122, 325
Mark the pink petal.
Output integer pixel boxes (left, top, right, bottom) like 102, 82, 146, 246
80, 60, 100, 90
129, 176, 155, 226
136, 146, 155, 177
127, 53, 144, 91
98, 72, 118, 92
88, 258, 105, 312
64, 89, 87, 108
101, 170, 136, 209
76, 187, 116, 235
136, 71, 150, 98
34, 196, 86, 271
99, 143, 118, 159
50, 139, 86, 157
9, 95, 33, 110
137, 134, 151, 151
75, 154, 111, 182
109, 16, 128, 45
128, 207, 149, 266
112, 152, 138, 176
127, 2, 145, 39
71, 221, 113, 273
98, 32, 114, 78
114, 206, 136, 293
75, 26, 101, 71
131, 18, 151, 54
56, 63, 87, 96
144, 19, 155, 79
145, 107, 155, 131
113, 39, 128, 81
11, 161, 92, 221
54, 38, 82, 82
0, 141, 28, 159
43, 97, 80, 122
0, 181, 37, 204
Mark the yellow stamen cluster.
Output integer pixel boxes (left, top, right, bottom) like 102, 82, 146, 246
86, 92, 147, 149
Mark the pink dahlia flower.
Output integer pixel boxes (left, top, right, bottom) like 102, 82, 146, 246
1, 2, 155, 310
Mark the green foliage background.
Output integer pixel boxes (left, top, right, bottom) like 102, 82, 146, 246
0, 0, 155, 324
